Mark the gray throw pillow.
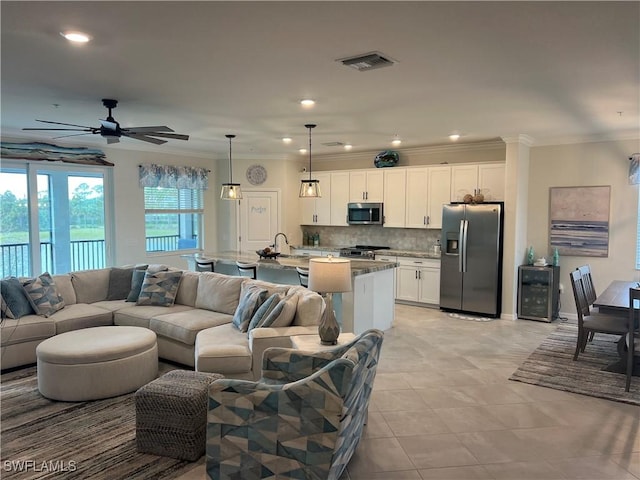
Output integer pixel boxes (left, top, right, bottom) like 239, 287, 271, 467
126, 269, 148, 302
232, 283, 268, 332
136, 270, 183, 307
107, 267, 135, 300
22, 273, 65, 317
0, 277, 35, 319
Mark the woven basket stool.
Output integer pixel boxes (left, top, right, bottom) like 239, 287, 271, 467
135, 370, 224, 461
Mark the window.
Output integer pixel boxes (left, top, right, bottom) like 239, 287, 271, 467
144, 187, 202, 253
0, 161, 111, 277
637, 190, 640, 269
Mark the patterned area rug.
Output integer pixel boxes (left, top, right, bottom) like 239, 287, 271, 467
509, 324, 639, 406
0, 364, 201, 479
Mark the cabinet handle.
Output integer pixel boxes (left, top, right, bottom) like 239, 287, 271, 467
415, 271, 418, 279
423, 216, 426, 225
418, 271, 422, 280
426, 215, 430, 225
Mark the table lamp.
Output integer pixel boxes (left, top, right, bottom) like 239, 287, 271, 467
308, 256, 352, 345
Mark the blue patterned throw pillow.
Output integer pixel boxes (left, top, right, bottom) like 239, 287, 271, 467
232, 283, 268, 332
247, 293, 282, 332
136, 270, 183, 307
22, 273, 65, 317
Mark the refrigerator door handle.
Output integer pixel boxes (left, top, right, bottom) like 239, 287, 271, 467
458, 219, 464, 272
461, 219, 468, 273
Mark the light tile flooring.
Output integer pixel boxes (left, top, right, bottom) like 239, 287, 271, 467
177, 304, 640, 480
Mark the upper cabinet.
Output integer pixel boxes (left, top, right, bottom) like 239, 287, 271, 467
405, 166, 451, 229
382, 169, 406, 228
329, 171, 350, 226
450, 163, 505, 202
349, 169, 384, 202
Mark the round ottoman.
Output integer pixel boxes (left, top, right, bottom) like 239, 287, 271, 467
36, 326, 158, 401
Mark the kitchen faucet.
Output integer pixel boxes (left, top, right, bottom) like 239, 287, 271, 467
272, 232, 289, 252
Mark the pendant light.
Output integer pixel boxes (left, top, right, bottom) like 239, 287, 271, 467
299, 124, 321, 198
220, 134, 243, 200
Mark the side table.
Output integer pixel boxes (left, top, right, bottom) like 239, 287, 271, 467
291, 333, 357, 351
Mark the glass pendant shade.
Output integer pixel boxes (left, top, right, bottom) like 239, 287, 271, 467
221, 134, 243, 200
299, 124, 321, 198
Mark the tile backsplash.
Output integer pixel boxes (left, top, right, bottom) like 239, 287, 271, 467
300, 225, 441, 252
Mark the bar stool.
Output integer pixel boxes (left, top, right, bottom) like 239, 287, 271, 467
195, 259, 215, 272
236, 261, 257, 279
296, 266, 309, 288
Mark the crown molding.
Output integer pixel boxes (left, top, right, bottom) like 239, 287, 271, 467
530, 130, 640, 147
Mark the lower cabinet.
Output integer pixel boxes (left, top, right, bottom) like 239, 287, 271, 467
396, 257, 440, 305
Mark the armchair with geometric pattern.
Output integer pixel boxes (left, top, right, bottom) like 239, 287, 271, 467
206, 329, 384, 480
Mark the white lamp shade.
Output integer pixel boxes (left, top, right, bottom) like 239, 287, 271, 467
308, 257, 352, 293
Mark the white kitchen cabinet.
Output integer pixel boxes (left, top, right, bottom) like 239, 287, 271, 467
405, 166, 450, 229
330, 171, 350, 226
451, 163, 505, 202
349, 169, 384, 202
300, 172, 331, 225
382, 169, 406, 227
396, 257, 440, 305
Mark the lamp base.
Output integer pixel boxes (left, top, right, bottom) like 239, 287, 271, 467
318, 293, 340, 346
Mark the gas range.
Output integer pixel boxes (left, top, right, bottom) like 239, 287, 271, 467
339, 245, 390, 260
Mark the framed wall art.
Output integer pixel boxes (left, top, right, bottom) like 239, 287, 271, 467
549, 185, 610, 257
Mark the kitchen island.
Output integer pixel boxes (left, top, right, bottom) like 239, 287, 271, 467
183, 251, 398, 335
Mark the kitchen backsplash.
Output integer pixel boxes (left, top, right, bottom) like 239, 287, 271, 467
300, 225, 441, 252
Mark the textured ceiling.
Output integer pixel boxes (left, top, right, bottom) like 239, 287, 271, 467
1, 1, 638, 160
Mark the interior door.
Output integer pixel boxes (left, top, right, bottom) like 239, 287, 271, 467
237, 190, 280, 253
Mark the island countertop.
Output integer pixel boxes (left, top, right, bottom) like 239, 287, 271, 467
185, 251, 398, 276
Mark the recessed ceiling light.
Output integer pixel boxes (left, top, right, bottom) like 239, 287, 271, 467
60, 31, 91, 43
391, 136, 402, 146
299, 148, 307, 154
282, 137, 292, 144
300, 99, 315, 107
344, 144, 353, 150
449, 134, 461, 141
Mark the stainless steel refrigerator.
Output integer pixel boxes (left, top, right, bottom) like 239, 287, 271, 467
440, 202, 504, 317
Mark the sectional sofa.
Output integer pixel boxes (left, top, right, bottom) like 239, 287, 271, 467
0, 266, 325, 379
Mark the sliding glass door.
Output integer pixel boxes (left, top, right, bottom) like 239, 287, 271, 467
0, 161, 112, 277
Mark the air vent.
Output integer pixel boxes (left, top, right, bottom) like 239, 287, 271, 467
337, 51, 395, 72
322, 141, 345, 147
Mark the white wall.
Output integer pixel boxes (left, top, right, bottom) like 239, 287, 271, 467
528, 138, 640, 317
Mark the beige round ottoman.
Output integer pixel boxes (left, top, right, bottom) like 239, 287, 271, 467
36, 326, 158, 401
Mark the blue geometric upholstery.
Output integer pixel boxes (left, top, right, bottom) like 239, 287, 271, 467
206, 329, 384, 480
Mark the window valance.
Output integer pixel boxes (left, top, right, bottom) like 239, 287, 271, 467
139, 163, 209, 190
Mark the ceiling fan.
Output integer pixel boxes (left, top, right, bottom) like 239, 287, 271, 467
23, 98, 189, 145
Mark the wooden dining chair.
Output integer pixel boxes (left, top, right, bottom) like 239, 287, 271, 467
626, 287, 640, 391
195, 259, 215, 272
236, 261, 257, 279
577, 265, 598, 341
296, 266, 309, 288
569, 270, 627, 361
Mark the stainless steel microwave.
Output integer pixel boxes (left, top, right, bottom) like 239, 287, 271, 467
347, 202, 384, 225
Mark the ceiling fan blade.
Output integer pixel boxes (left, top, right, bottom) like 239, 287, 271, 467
142, 132, 190, 141
100, 119, 119, 131
124, 126, 174, 133
122, 132, 167, 145
23, 127, 95, 132
51, 133, 95, 139
106, 137, 120, 144
33, 119, 95, 129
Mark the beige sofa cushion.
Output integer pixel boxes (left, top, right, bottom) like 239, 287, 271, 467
52, 304, 114, 334
71, 269, 111, 304
195, 323, 252, 374
241, 279, 290, 298
0, 315, 55, 346
195, 273, 244, 315
114, 304, 194, 329
150, 309, 233, 346
290, 287, 325, 326
52, 274, 76, 305
175, 270, 199, 307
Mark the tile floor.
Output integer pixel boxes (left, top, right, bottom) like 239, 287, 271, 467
178, 304, 640, 480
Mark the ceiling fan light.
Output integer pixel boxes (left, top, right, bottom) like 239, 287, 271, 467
60, 31, 91, 43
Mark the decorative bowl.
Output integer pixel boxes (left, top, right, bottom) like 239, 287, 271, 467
256, 250, 281, 259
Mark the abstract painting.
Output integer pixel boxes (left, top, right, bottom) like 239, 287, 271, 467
549, 186, 610, 257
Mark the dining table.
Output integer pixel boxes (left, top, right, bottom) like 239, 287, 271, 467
593, 280, 639, 316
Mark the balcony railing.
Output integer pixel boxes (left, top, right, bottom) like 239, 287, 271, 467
1, 235, 187, 277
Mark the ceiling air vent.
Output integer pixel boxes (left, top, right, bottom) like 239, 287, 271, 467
337, 51, 395, 72
322, 141, 345, 147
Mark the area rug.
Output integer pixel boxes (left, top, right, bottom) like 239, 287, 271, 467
509, 323, 640, 406
1, 364, 202, 479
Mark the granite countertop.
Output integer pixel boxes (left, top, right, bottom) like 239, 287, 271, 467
189, 251, 398, 276
290, 245, 440, 260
